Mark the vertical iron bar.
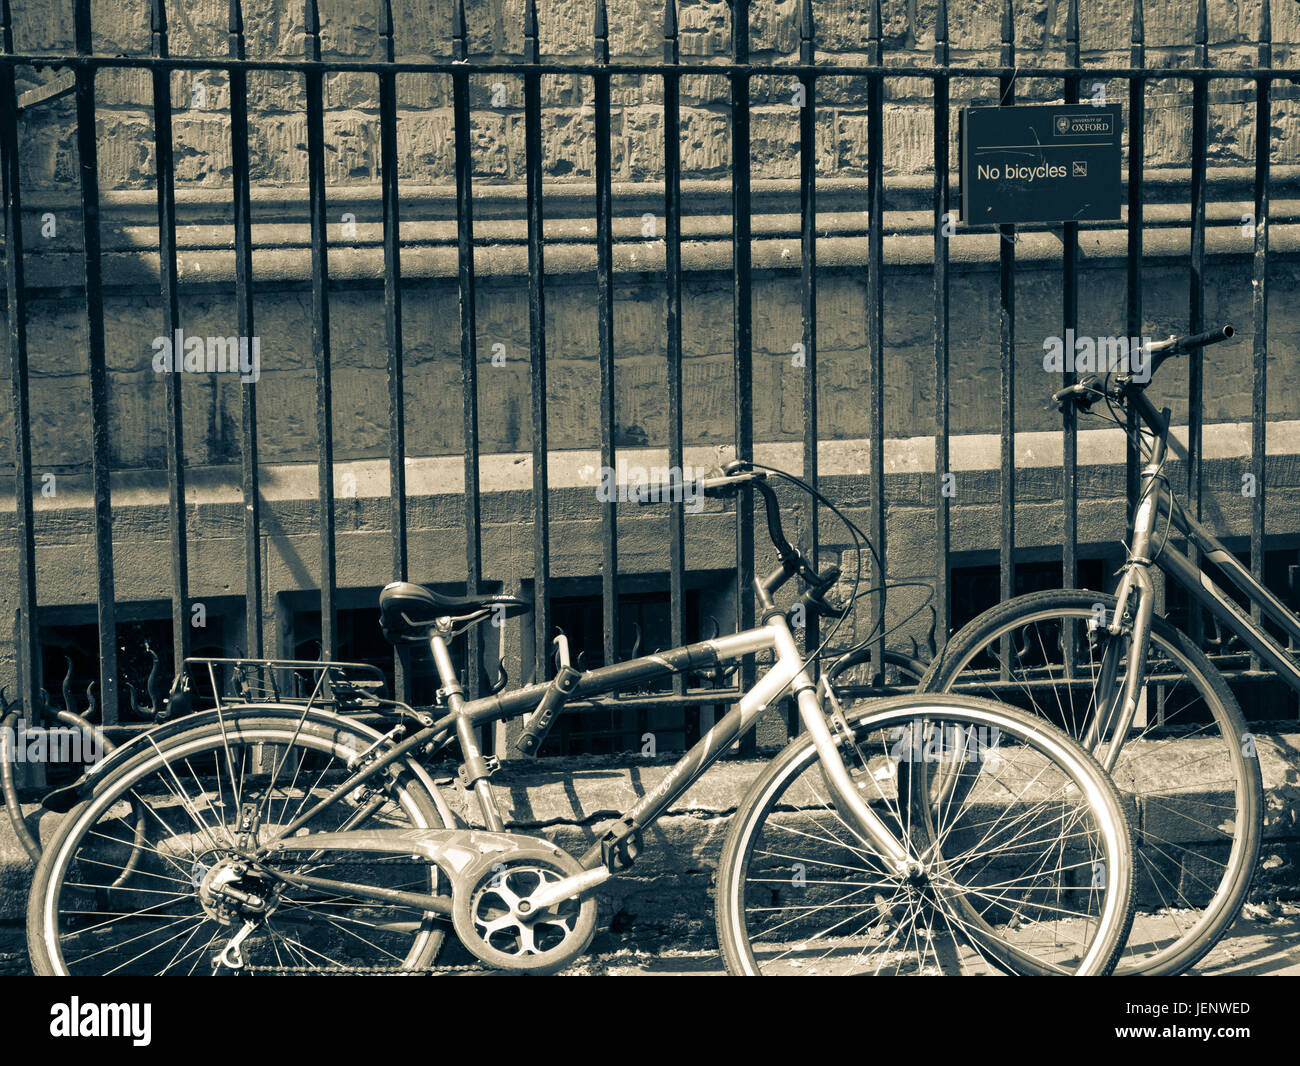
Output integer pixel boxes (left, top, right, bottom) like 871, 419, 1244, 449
1187, 0, 1208, 646
1249, 2, 1272, 669
151, 0, 190, 673
798, 0, 818, 671
1061, 0, 1079, 596
595, 0, 618, 670
866, 0, 886, 686
74, 0, 119, 723
229, 0, 262, 657
304, 0, 336, 658
998, 0, 1016, 681
1125, 0, 1145, 527
524, 0, 552, 683
454, 0, 484, 699
0, 0, 40, 719
379, 0, 410, 701
933, 0, 951, 647
664, 0, 686, 694
731, 0, 754, 701
380, 0, 405, 584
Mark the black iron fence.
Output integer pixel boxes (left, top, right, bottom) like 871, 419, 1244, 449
1, 0, 1297, 742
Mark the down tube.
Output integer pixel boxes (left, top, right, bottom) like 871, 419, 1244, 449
1159, 544, 1300, 690
602, 645, 801, 845
1169, 502, 1300, 646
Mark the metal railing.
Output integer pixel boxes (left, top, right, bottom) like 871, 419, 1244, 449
1, 0, 1295, 735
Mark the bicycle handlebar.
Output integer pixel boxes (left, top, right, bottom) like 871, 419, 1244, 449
635, 461, 842, 603
1051, 323, 1234, 412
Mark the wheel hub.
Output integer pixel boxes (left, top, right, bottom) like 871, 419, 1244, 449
197, 857, 270, 926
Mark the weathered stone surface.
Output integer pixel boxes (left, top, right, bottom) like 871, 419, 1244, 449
9, 0, 1286, 192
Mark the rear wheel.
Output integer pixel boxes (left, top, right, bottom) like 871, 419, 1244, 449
716, 693, 1135, 975
28, 712, 447, 976
919, 589, 1262, 976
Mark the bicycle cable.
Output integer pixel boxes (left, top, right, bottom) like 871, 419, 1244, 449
740, 461, 935, 712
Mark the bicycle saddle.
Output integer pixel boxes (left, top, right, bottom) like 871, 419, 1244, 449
378, 581, 530, 644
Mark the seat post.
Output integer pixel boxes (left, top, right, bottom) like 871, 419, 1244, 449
429, 623, 505, 832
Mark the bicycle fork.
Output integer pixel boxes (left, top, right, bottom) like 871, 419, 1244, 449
1085, 439, 1165, 770
768, 619, 914, 874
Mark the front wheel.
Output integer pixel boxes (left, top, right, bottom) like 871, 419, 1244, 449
918, 589, 1263, 976
716, 693, 1135, 975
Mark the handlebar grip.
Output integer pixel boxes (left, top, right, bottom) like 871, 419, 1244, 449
1175, 324, 1234, 351
515, 666, 581, 756
633, 470, 766, 505
1052, 373, 1106, 411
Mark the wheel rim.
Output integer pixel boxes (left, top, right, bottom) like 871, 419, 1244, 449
726, 701, 1129, 975
927, 601, 1258, 976
40, 721, 443, 976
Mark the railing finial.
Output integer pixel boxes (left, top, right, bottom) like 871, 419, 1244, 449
663, 0, 677, 63
595, 0, 609, 62
1259, 0, 1272, 45
936, 0, 948, 45
150, 0, 166, 42
799, 0, 813, 45
1131, 0, 1144, 46
228, 0, 245, 57
1001, 0, 1014, 46
73, 0, 92, 54
453, 0, 468, 60
379, 0, 394, 62
305, 0, 321, 61
866, 0, 880, 64
525, 0, 539, 63
1194, 0, 1207, 47
1064, 0, 1078, 67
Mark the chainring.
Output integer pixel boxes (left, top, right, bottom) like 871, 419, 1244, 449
451, 847, 598, 974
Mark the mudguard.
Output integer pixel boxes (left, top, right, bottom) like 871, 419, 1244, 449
39, 703, 459, 829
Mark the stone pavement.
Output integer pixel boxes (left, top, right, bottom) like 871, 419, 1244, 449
561, 907, 1300, 976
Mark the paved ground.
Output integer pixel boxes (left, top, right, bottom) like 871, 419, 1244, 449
561, 904, 1300, 975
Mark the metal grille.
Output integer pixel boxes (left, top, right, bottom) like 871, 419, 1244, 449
1, 0, 1296, 741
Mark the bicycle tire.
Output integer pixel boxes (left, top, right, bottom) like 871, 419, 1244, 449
918, 588, 1262, 976
716, 693, 1136, 975
28, 711, 448, 976
2, 708, 116, 864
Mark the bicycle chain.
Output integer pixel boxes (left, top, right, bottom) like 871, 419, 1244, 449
239, 962, 491, 975
229, 854, 493, 975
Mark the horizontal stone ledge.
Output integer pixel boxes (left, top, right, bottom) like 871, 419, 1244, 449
13, 169, 1300, 225
13, 198, 1300, 259
9, 219, 1300, 295
2, 419, 1296, 512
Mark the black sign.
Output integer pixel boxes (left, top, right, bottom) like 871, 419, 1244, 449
960, 104, 1123, 225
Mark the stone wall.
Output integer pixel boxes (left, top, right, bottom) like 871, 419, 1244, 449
7, 0, 1300, 194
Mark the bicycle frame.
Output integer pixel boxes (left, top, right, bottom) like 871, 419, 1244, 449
246, 580, 913, 914
1094, 388, 1300, 765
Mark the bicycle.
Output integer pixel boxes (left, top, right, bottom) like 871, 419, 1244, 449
917, 323, 1265, 976
26, 463, 1136, 975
